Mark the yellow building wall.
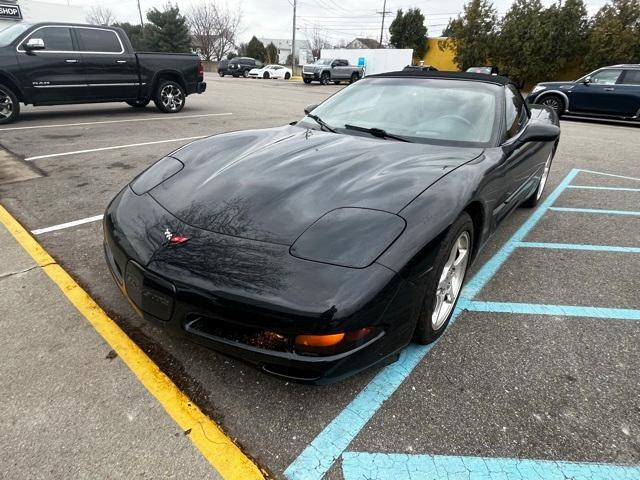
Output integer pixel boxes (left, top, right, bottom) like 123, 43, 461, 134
421, 38, 459, 71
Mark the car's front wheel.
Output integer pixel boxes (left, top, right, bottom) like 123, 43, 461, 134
285, 72, 291, 80
154, 80, 185, 113
303, 78, 312, 84
243, 70, 249, 78
0, 84, 20, 125
320, 72, 330, 85
414, 212, 474, 344
539, 94, 565, 117
263, 72, 270, 79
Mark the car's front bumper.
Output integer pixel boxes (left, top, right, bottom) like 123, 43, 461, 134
303, 71, 319, 80
103, 187, 417, 383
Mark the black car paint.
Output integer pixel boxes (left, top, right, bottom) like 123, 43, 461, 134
104, 75, 559, 383
527, 65, 640, 119
0, 23, 206, 108
227, 57, 261, 77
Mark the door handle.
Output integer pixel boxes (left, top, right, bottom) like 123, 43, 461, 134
65, 59, 79, 63
116, 60, 127, 64
604, 87, 615, 92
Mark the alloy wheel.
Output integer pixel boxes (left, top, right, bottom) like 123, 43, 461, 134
541, 97, 561, 113
0, 88, 14, 120
432, 231, 470, 330
160, 85, 184, 112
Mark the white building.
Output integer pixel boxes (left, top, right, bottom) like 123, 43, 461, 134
0, 0, 85, 30
259, 37, 311, 65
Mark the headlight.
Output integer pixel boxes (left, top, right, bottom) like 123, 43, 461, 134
290, 208, 406, 268
532, 85, 546, 94
131, 156, 184, 195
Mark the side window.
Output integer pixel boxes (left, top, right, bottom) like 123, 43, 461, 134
28, 27, 73, 51
505, 85, 527, 138
76, 28, 122, 53
590, 69, 623, 85
621, 70, 640, 85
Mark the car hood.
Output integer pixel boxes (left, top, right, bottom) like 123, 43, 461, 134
150, 125, 483, 245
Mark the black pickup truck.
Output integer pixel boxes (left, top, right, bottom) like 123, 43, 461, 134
0, 22, 207, 124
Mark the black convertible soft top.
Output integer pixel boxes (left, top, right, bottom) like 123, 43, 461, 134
368, 70, 512, 86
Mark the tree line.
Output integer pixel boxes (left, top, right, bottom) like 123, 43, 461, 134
442, 0, 640, 84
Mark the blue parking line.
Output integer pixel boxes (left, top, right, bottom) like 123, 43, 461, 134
284, 169, 581, 480
568, 185, 640, 192
464, 300, 640, 320
549, 207, 640, 216
341, 452, 640, 480
517, 241, 640, 253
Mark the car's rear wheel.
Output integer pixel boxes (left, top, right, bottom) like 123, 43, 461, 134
303, 78, 312, 84
350, 73, 359, 84
0, 84, 20, 125
263, 72, 270, 79
126, 99, 150, 108
414, 212, 473, 344
320, 72, 330, 85
522, 147, 554, 208
218, 72, 225, 77
285, 72, 291, 80
539, 94, 564, 117
154, 80, 185, 113
243, 70, 249, 78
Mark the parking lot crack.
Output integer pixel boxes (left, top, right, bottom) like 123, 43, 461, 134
0, 262, 54, 280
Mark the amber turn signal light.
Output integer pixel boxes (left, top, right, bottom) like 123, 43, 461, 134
295, 333, 345, 348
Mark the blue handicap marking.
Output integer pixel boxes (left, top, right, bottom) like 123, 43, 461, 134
341, 453, 640, 480
285, 168, 640, 480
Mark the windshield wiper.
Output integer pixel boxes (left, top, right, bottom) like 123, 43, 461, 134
344, 124, 412, 142
306, 113, 336, 133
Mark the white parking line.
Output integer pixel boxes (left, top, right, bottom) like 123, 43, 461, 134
0, 113, 233, 132
31, 215, 105, 235
25, 136, 207, 161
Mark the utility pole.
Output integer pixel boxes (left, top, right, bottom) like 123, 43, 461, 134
291, 0, 297, 72
377, 0, 391, 48
137, 0, 145, 26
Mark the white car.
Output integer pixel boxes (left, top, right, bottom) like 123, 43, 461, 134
248, 65, 292, 80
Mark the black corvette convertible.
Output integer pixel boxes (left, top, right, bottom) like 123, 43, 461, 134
104, 71, 560, 383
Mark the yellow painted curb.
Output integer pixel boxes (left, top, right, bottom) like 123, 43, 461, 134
0, 204, 266, 480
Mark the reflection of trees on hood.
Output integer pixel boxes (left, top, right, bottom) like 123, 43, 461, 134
148, 197, 287, 295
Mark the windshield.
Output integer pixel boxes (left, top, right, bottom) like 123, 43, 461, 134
298, 77, 499, 146
0, 23, 31, 47
314, 59, 332, 65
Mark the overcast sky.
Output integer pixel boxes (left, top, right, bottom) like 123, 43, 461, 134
61, 0, 609, 46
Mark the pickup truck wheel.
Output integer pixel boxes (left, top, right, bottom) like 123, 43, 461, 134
0, 84, 19, 125
154, 80, 185, 113
320, 72, 330, 85
303, 78, 312, 84
126, 99, 150, 108
350, 73, 359, 84
243, 70, 249, 78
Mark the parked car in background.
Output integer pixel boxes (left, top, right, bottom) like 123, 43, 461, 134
248, 64, 292, 80
0, 22, 206, 124
227, 57, 262, 78
218, 59, 230, 77
403, 65, 439, 72
527, 64, 640, 120
466, 66, 500, 75
302, 58, 363, 85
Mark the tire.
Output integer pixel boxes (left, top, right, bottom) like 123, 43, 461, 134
285, 72, 291, 80
263, 72, 270, 79
0, 84, 20, 125
126, 99, 150, 108
303, 78, 312, 84
153, 80, 186, 114
350, 73, 359, 84
538, 94, 564, 117
521, 145, 555, 208
218, 72, 224, 77
243, 69, 249, 78
320, 72, 330, 85
333, 81, 340, 85
414, 212, 474, 344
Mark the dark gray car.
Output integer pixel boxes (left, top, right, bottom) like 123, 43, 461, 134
302, 59, 363, 85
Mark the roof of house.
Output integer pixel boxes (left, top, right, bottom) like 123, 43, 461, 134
346, 37, 380, 49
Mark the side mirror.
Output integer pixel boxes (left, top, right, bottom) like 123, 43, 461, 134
25, 38, 45, 51
331, 62, 337, 68
304, 104, 319, 115
510, 121, 560, 148
582, 75, 591, 85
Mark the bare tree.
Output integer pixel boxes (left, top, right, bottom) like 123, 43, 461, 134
305, 25, 331, 60
86, 6, 116, 26
188, 2, 242, 62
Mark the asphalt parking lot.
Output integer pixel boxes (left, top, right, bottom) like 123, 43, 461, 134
1, 75, 639, 479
